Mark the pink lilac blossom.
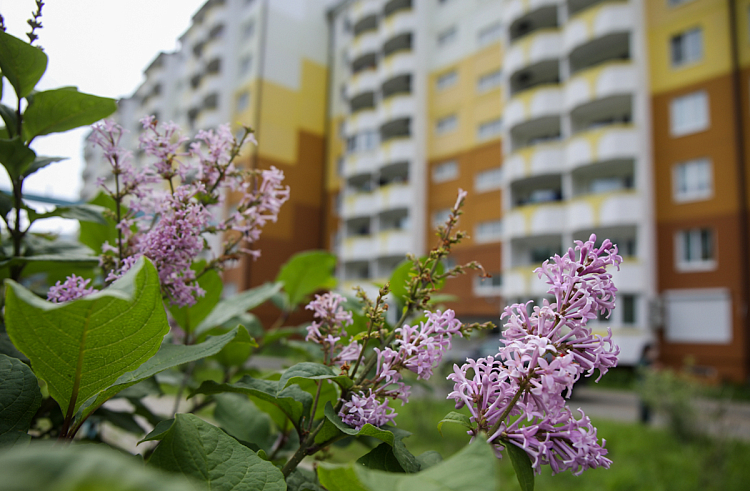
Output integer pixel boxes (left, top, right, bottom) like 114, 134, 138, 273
339, 309, 462, 430
446, 234, 620, 476
139, 116, 189, 179
47, 275, 96, 303
305, 293, 356, 366
339, 389, 397, 430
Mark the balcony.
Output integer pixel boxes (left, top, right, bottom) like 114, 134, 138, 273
342, 192, 376, 219
565, 61, 635, 111
505, 29, 561, 76
503, 266, 553, 298
378, 94, 415, 126
566, 191, 641, 231
344, 152, 378, 178
347, 69, 379, 100
345, 109, 377, 136
378, 51, 414, 82
349, 31, 380, 62
376, 229, 413, 257
504, 0, 562, 30
505, 142, 564, 182
564, 2, 633, 54
504, 84, 562, 130
505, 201, 565, 239
610, 259, 645, 293
380, 8, 415, 41
565, 124, 637, 169
342, 235, 374, 262
375, 182, 411, 212
378, 137, 415, 166
349, 0, 381, 27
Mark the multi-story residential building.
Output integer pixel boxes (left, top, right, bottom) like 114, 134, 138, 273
83, 0, 750, 380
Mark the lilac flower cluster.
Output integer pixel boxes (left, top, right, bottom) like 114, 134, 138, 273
337, 310, 463, 430
305, 292, 360, 367
447, 234, 621, 476
75, 117, 290, 307
47, 275, 96, 303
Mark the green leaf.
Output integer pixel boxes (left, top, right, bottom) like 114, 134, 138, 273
437, 411, 473, 436
22, 87, 117, 141
194, 282, 282, 336
0, 442, 198, 491
318, 436, 498, 491
147, 413, 286, 491
287, 468, 326, 491
0, 354, 41, 439
169, 262, 222, 333
4, 257, 169, 417
388, 260, 413, 308
276, 251, 337, 310
279, 362, 353, 391
0, 191, 12, 217
314, 402, 396, 447
212, 325, 258, 367
0, 136, 35, 179
27, 203, 107, 224
23, 155, 67, 177
76, 328, 238, 425
213, 393, 273, 451
0, 104, 17, 138
95, 407, 146, 434
78, 192, 120, 255
416, 451, 443, 470
0, 30, 47, 98
506, 441, 535, 491
190, 376, 312, 431
357, 442, 407, 472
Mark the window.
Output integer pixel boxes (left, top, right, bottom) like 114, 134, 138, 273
436, 114, 458, 134
665, 288, 732, 343
236, 91, 250, 112
437, 26, 457, 47
475, 219, 503, 243
474, 167, 503, 192
432, 208, 451, 228
478, 22, 503, 47
436, 70, 458, 91
673, 158, 712, 202
432, 160, 458, 183
671, 27, 702, 67
474, 273, 502, 296
346, 130, 380, 153
478, 118, 502, 141
242, 20, 255, 39
238, 55, 252, 77
670, 91, 709, 136
477, 69, 502, 92
668, 0, 695, 7
676, 228, 715, 271
621, 294, 637, 325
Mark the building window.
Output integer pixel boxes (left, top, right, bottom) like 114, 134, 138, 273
346, 130, 379, 153
478, 22, 503, 47
238, 55, 252, 77
673, 158, 712, 202
664, 288, 732, 343
437, 26, 457, 47
676, 228, 715, 271
474, 272, 502, 296
670, 91, 709, 136
621, 294, 637, 325
432, 208, 451, 228
242, 20, 255, 39
668, 0, 696, 7
436, 114, 458, 134
236, 91, 250, 112
671, 27, 702, 67
475, 219, 503, 243
432, 160, 458, 183
436, 70, 458, 91
474, 166, 503, 192
477, 118, 502, 141
477, 69, 502, 92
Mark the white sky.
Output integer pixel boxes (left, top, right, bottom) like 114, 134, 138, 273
0, 0, 207, 203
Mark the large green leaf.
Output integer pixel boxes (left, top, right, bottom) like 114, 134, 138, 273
0, 136, 35, 179
0, 104, 18, 138
190, 376, 312, 431
22, 88, 116, 141
437, 411, 473, 436
169, 262, 222, 333
0, 354, 41, 441
0, 442, 198, 491
213, 393, 273, 451
0, 30, 47, 98
27, 203, 107, 224
194, 282, 282, 336
212, 325, 258, 367
506, 440, 535, 491
76, 328, 239, 425
275, 251, 337, 310
23, 155, 67, 177
279, 362, 353, 391
4, 257, 169, 417
318, 437, 498, 491
146, 413, 285, 491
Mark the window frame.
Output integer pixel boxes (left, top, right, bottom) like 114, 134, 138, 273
435, 114, 458, 135
432, 160, 459, 183
670, 27, 703, 68
675, 227, 716, 272
670, 90, 710, 137
672, 157, 713, 203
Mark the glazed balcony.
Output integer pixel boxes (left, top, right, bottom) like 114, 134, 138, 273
565, 124, 637, 169
505, 201, 565, 239
344, 109, 377, 137
377, 137, 415, 166
566, 190, 641, 231
565, 61, 635, 111
505, 142, 564, 182
377, 94, 415, 126
380, 8, 415, 42
349, 30, 380, 63
504, 84, 562, 131
341, 235, 375, 262
504, 0, 562, 30
347, 69, 379, 100
564, 1, 632, 54
344, 152, 378, 178
374, 182, 411, 212
378, 51, 414, 83
505, 29, 561, 77
342, 191, 376, 219
376, 229, 413, 257
349, 0, 381, 27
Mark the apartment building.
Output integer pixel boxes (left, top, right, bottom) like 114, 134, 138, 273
82, 0, 750, 380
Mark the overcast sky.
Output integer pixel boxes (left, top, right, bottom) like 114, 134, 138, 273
0, 0, 207, 203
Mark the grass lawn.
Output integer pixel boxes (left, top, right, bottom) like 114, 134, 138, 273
339, 396, 750, 491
